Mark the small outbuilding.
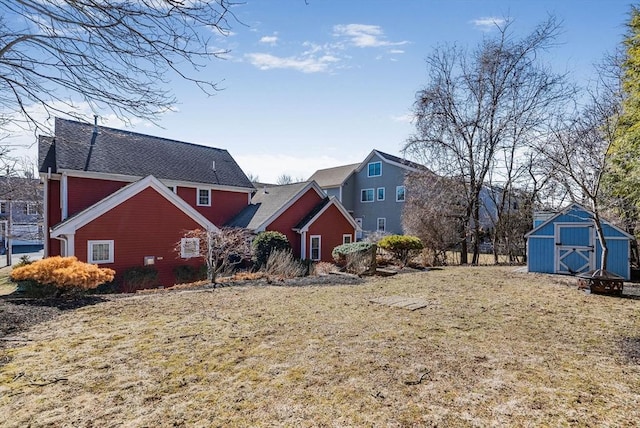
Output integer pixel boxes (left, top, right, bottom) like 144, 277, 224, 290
526, 203, 633, 280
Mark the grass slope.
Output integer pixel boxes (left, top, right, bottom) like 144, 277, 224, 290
1, 266, 639, 426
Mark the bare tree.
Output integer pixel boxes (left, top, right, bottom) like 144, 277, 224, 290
0, 0, 237, 134
536, 87, 621, 274
178, 227, 251, 284
404, 17, 572, 264
402, 172, 466, 265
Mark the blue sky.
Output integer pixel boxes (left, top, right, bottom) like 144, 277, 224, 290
9, 0, 634, 182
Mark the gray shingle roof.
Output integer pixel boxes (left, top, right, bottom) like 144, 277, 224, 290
307, 163, 359, 188
38, 118, 254, 189
374, 150, 426, 171
226, 181, 313, 230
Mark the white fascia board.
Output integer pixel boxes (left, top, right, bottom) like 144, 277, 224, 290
258, 181, 326, 231
296, 197, 359, 233
354, 149, 420, 174
58, 169, 255, 194
51, 175, 218, 237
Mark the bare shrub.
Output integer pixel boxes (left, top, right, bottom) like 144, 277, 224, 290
313, 262, 338, 276
264, 250, 306, 279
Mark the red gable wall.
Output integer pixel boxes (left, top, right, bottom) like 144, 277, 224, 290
74, 187, 204, 287
306, 204, 356, 262
67, 176, 128, 217
177, 187, 249, 226
266, 189, 324, 258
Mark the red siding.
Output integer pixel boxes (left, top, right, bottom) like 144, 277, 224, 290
67, 176, 128, 216
74, 187, 204, 287
266, 189, 324, 258
306, 204, 356, 262
176, 187, 249, 226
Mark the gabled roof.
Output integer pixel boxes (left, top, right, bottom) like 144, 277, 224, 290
307, 163, 359, 188
524, 203, 634, 239
293, 196, 359, 232
226, 181, 325, 231
356, 149, 426, 173
39, 118, 254, 189
51, 175, 218, 237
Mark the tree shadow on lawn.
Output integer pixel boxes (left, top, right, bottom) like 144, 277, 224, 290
0, 294, 110, 340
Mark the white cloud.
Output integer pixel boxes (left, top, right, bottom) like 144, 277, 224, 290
259, 35, 278, 45
470, 17, 506, 31
333, 24, 408, 48
245, 52, 339, 73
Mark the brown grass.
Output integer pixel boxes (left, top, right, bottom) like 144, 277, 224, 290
1, 266, 640, 426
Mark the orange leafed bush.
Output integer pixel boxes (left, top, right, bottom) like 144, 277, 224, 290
11, 256, 115, 290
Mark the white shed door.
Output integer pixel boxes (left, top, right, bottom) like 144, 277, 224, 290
555, 224, 595, 275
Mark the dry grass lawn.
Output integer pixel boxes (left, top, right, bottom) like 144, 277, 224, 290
1, 266, 640, 426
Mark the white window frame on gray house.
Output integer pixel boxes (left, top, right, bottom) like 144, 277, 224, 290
25, 202, 37, 215
0, 202, 6, 214
197, 188, 211, 206
377, 187, 385, 201
361, 188, 374, 202
377, 217, 386, 232
181, 237, 200, 258
88, 240, 114, 264
310, 235, 321, 261
396, 186, 406, 202
368, 161, 382, 177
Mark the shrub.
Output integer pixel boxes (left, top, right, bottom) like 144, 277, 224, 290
11, 256, 115, 294
313, 261, 338, 275
377, 235, 424, 266
264, 249, 306, 279
252, 231, 290, 268
120, 266, 158, 293
173, 264, 206, 284
332, 242, 377, 275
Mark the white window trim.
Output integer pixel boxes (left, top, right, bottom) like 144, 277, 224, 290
368, 161, 382, 177
0, 201, 6, 214
377, 218, 386, 232
343, 234, 352, 244
88, 240, 114, 264
310, 235, 321, 261
396, 185, 406, 202
181, 237, 200, 259
361, 188, 374, 203
197, 188, 211, 207
377, 187, 385, 201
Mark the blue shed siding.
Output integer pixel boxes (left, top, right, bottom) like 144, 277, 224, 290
527, 237, 555, 273
526, 204, 632, 280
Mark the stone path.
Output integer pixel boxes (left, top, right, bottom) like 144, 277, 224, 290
370, 295, 431, 311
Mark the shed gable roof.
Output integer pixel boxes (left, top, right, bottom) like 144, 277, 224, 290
356, 149, 426, 173
525, 203, 633, 239
39, 118, 254, 189
307, 163, 359, 188
293, 196, 359, 232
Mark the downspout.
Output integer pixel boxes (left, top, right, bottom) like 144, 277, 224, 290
43, 177, 49, 257
61, 173, 68, 220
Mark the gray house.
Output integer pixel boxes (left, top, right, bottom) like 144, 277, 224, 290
0, 177, 44, 253
308, 150, 424, 237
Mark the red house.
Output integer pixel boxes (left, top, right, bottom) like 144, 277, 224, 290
39, 118, 357, 288
227, 181, 358, 261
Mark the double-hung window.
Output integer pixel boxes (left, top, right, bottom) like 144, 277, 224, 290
310, 235, 321, 261
88, 240, 114, 264
368, 161, 382, 177
197, 188, 211, 206
361, 189, 374, 202
377, 218, 386, 232
396, 186, 406, 202
377, 187, 385, 201
181, 237, 200, 258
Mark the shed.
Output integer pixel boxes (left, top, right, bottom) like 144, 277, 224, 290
525, 203, 633, 280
